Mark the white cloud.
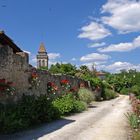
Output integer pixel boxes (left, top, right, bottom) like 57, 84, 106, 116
80, 53, 110, 62
47, 53, 61, 66
48, 53, 61, 60
88, 42, 106, 48
98, 43, 133, 52
102, 0, 140, 33
82, 61, 140, 73
133, 35, 140, 46
78, 21, 111, 40
98, 35, 140, 52
105, 61, 140, 72
71, 58, 77, 61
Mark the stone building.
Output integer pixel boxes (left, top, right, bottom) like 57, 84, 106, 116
36, 43, 48, 69
0, 31, 30, 95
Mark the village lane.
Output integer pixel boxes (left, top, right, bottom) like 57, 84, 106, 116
1, 95, 131, 140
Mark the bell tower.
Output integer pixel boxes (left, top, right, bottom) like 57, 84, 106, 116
37, 43, 48, 68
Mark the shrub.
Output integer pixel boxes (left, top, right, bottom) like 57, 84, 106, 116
78, 88, 94, 104
0, 103, 29, 133
52, 94, 74, 115
130, 85, 140, 96
103, 88, 117, 100
52, 94, 87, 115
120, 88, 130, 95
0, 95, 60, 134
90, 77, 102, 88
72, 101, 87, 113
125, 113, 140, 129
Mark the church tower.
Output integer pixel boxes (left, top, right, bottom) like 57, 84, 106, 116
37, 43, 49, 68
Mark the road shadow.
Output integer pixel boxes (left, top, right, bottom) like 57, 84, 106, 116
0, 118, 75, 140
88, 105, 97, 108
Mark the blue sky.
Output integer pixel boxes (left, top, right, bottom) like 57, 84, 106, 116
0, 0, 140, 72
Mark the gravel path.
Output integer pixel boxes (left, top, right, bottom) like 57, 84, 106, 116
0, 95, 131, 140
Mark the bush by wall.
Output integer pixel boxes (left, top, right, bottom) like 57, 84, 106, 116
0, 88, 91, 134
0, 94, 60, 134
52, 94, 87, 115
78, 88, 95, 104
103, 89, 117, 100
52, 94, 74, 115
72, 100, 87, 113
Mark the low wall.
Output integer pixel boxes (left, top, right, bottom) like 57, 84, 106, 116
0, 45, 100, 103
27, 70, 90, 95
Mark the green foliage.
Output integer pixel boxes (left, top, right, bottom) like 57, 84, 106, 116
103, 88, 117, 100
38, 66, 48, 70
0, 91, 88, 134
102, 80, 113, 90
52, 94, 87, 115
78, 65, 91, 78
52, 94, 74, 115
72, 101, 87, 113
0, 103, 29, 133
125, 113, 140, 129
75, 65, 97, 81
0, 95, 60, 134
49, 63, 77, 76
90, 78, 102, 88
49, 63, 61, 74
120, 88, 130, 95
105, 73, 133, 92
104, 69, 140, 94
130, 85, 140, 96
78, 88, 95, 104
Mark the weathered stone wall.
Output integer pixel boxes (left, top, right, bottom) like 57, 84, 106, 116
0, 45, 30, 96
0, 45, 91, 102
28, 71, 90, 95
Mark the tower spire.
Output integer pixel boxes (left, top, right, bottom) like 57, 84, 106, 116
38, 42, 46, 53
37, 42, 49, 69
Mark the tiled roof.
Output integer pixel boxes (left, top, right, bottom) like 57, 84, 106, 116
96, 72, 106, 76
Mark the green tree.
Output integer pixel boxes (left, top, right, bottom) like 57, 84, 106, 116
49, 63, 77, 76
49, 63, 61, 74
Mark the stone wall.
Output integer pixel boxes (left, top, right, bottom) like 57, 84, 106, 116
28, 71, 90, 95
0, 45, 91, 102
0, 45, 30, 96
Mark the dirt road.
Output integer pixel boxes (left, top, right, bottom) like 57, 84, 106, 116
1, 95, 131, 140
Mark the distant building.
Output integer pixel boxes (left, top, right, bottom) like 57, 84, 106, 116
36, 43, 48, 68
96, 72, 106, 80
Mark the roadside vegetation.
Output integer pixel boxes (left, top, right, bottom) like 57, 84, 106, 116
1, 63, 131, 134
103, 69, 140, 140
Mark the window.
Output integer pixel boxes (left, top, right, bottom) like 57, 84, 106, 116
42, 60, 45, 67
39, 60, 41, 67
